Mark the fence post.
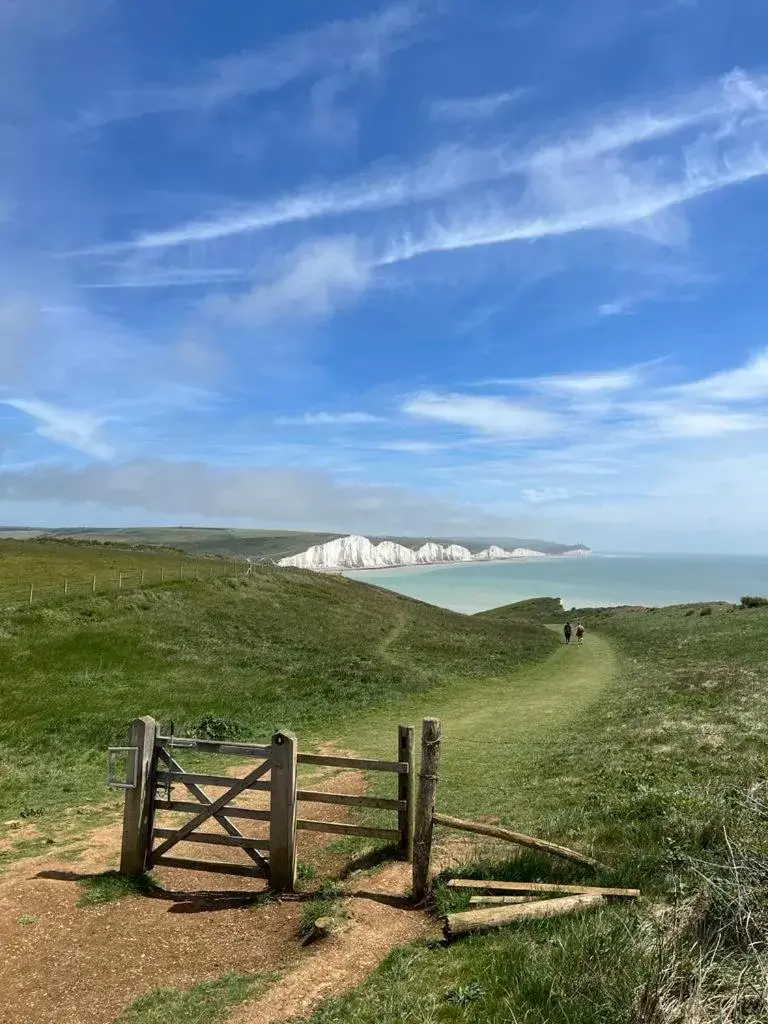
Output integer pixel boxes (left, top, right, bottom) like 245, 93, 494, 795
398, 725, 415, 862
413, 717, 441, 904
160, 567, 165, 583
64, 578, 68, 596
119, 716, 158, 876
270, 729, 298, 892
92, 574, 97, 593
28, 582, 33, 605
179, 565, 184, 581
140, 569, 145, 585
118, 572, 123, 590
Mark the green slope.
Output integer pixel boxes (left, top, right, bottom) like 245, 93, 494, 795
40, 526, 586, 560
0, 566, 557, 823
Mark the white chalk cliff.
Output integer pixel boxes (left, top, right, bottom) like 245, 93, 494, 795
277, 534, 548, 571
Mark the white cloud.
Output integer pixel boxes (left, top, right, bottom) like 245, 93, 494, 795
630, 402, 768, 438
598, 298, 635, 317
209, 237, 372, 326
429, 89, 527, 122
78, 68, 768, 271
2, 398, 114, 459
79, 2, 422, 127
404, 392, 562, 438
676, 347, 768, 401
277, 411, 384, 425
532, 369, 642, 394
89, 144, 514, 254
522, 486, 569, 504
378, 440, 446, 453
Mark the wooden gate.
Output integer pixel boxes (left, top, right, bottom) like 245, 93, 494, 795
113, 717, 413, 892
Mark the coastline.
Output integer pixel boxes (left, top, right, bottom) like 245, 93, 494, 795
339, 551, 588, 577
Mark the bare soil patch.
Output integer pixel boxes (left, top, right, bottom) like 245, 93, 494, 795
0, 767, 375, 1024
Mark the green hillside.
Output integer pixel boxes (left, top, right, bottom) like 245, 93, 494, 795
37, 526, 587, 560
0, 565, 556, 822
0, 537, 231, 607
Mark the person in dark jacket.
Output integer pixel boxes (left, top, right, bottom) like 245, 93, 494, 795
563, 621, 572, 645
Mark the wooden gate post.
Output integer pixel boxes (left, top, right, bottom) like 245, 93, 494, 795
270, 730, 298, 892
120, 716, 158, 876
398, 725, 415, 861
413, 717, 441, 904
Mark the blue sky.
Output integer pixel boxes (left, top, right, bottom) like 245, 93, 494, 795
2, 0, 768, 552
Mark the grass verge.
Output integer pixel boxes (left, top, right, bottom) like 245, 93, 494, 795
115, 970, 279, 1024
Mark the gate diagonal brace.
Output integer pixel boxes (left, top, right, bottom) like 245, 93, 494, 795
154, 748, 270, 870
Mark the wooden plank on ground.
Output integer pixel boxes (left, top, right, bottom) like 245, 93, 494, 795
156, 770, 271, 792
152, 855, 268, 879
154, 799, 270, 821
296, 819, 401, 841
296, 790, 404, 811
444, 892, 606, 939
447, 879, 640, 899
432, 812, 605, 871
297, 753, 407, 773
469, 895, 538, 906
153, 828, 269, 850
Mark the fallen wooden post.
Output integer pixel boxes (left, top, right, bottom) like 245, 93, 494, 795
444, 892, 606, 939
447, 878, 640, 900
469, 895, 538, 906
432, 812, 606, 871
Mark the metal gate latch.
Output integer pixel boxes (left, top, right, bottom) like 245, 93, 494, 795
107, 746, 139, 789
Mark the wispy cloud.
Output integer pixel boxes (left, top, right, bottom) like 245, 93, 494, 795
531, 369, 643, 395
429, 89, 528, 122
208, 237, 371, 326
79, 144, 514, 255
675, 347, 768, 401
277, 411, 384, 425
2, 398, 114, 459
79, 67, 768, 267
403, 392, 562, 438
78, 2, 424, 128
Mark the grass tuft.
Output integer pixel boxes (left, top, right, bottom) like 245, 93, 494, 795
77, 870, 164, 906
115, 971, 279, 1024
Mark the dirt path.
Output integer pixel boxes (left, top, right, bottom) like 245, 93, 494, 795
228, 862, 435, 1024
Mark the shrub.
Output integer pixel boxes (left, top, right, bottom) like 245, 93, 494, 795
740, 595, 768, 608
700, 607, 713, 616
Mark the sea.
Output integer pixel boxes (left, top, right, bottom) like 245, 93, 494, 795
345, 554, 768, 615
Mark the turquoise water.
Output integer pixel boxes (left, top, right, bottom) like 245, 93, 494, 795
346, 554, 768, 614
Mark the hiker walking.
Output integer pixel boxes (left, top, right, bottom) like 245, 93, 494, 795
563, 621, 572, 645
576, 622, 585, 644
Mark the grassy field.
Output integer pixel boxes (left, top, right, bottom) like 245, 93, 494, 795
0, 537, 234, 607
0, 562, 555, 830
297, 599, 768, 1024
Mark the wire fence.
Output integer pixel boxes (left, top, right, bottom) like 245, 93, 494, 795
0, 559, 254, 610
